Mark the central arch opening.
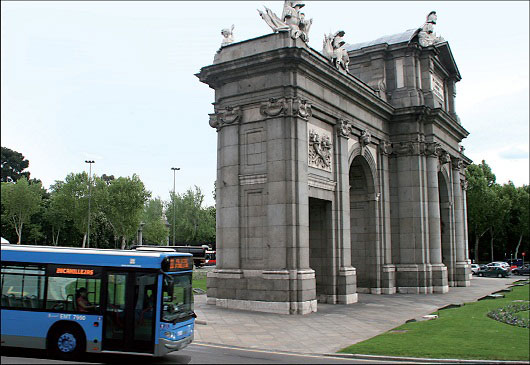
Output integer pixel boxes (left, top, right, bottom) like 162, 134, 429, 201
349, 155, 377, 293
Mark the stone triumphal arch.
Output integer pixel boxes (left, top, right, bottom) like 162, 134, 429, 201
197, 3, 471, 314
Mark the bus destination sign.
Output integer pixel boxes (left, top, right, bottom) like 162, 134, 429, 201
164, 256, 192, 272
47, 264, 101, 278
56, 268, 94, 275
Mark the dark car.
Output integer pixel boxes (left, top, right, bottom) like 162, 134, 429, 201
474, 266, 510, 278
512, 264, 530, 276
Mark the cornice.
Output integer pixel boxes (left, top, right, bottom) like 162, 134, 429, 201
196, 41, 395, 121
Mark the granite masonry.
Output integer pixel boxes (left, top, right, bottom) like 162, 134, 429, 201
196, 5, 471, 314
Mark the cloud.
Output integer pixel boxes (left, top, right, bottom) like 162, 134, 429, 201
499, 147, 529, 160
82, 153, 104, 161
467, 146, 529, 187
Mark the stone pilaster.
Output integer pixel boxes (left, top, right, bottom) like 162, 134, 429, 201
335, 120, 358, 304
426, 143, 448, 293
452, 159, 470, 286
379, 141, 396, 294
393, 140, 432, 294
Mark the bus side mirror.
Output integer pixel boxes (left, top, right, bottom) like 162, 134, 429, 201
163, 275, 174, 300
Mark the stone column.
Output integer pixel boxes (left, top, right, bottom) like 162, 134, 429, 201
427, 144, 448, 293
206, 110, 243, 305
393, 141, 432, 294
379, 141, 396, 294
335, 120, 357, 304
461, 178, 472, 280
452, 158, 470, 286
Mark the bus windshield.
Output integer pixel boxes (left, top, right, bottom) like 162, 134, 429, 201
161, 273, 193, 323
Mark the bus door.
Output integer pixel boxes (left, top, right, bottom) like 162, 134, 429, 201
102, 271, 157, 353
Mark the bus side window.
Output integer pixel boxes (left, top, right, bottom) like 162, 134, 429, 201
46, 276, 101, 312
0, 264, 45, 309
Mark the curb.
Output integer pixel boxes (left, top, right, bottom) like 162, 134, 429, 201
193, 342, 526, 364
325, 353, 528, 364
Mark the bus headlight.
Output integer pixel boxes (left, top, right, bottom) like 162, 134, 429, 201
164, 331, 177, 340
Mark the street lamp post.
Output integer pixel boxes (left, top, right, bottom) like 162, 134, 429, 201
85, 160, 95, 248
171, 167, 180, 245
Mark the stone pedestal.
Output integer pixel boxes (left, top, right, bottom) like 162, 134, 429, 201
336, 266, 358, 304
396, 264, 433, 294
431, 264, 449, 293
381, 265, 397, 294
207, 269, 317, 314
455, 262, 471, 287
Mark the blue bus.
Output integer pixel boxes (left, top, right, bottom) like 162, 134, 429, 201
1, 244, 195, 358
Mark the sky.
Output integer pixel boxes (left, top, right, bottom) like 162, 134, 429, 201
2, 1, 529, 207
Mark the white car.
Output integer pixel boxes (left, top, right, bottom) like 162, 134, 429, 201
471, 264, 480, 274
486, 262, 511, 271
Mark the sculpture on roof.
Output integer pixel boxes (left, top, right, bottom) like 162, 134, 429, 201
220, 25, 235, 48
323, 31, 349, 72
416, 11, 445, 47
258, 1, 312, 43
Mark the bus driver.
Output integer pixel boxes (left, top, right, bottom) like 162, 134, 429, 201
76, 287, 97, 313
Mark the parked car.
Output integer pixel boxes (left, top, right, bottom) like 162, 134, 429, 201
507, 259, 524, 268
470, 264, 480, 274
475, 266, 511, 278
511, 264, 530, 276
486, 262, 511, 271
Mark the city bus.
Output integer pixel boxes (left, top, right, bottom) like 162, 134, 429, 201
204, 250, 216, 266
0, 244, 195, 358
130, 245, 209, 268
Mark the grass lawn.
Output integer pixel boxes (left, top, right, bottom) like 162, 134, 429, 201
339, 281, 530, 361
192, 275, 207, 292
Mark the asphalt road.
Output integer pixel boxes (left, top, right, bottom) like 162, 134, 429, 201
1, 343, 404, 364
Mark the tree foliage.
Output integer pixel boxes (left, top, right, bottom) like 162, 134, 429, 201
1, 147, 30, 183
50, 173, 94, 247
1, 177, 43, 244
142, 198, 169, 245
466, 160, 529, 263
101, 174, 150, 249
165, 186, 216, 244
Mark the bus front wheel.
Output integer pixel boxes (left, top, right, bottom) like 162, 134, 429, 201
48, 325, 85, 359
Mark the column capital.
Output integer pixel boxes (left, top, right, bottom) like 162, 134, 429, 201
379, 140, 392, 156
210, 105, 242, 130
425, 141, 442, 158
451, 156, 464, 170
336, 119, 351, 139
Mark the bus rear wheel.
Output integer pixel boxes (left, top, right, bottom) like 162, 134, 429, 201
48, 325, 85, 359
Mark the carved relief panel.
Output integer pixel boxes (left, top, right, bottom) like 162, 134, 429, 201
308, 126, 333, 172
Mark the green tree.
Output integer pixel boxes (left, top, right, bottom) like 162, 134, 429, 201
101, 174, 150, 249
200, 205, 216, 243
487, 184, 511, 261
51, 172, 101, 247
1, 177, 43, 244
466, 161, 498, 262
165, 186, 215, 243
142, 198, 169, 245
1, 147, 30, 183
44, 183, 70, 246
502, 182, 530, 259
89, 211, 117, 249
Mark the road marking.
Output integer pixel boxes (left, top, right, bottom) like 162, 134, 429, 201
190, 342, 377, 362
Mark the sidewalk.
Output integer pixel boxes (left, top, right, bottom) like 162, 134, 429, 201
193, 276, 522, 354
